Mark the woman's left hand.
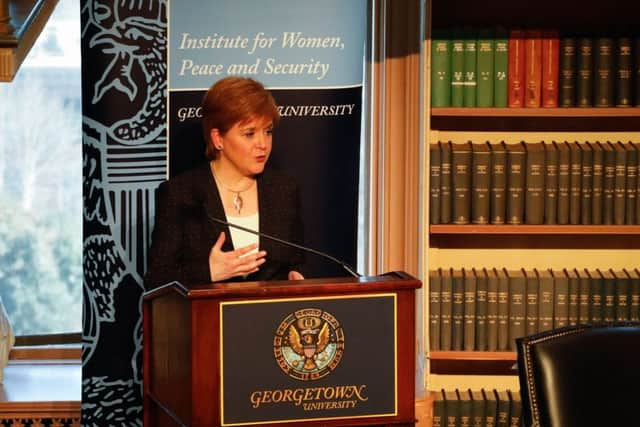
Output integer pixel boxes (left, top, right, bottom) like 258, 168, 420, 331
288, 270, 304, 280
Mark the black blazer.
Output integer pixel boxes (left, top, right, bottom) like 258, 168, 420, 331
144, 163, 305, 290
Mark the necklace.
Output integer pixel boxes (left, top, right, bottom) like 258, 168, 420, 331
211, 164, 255, 214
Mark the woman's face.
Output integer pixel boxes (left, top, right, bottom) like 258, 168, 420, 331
213, 116, 273, 177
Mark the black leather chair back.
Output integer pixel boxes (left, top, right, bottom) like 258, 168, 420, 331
516, 322, 640, 427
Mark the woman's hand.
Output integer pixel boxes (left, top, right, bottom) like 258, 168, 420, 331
288, 270, 305, 281
209, 232, 266, 282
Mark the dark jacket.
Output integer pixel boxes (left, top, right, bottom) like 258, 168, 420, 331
144, 162, 305, 290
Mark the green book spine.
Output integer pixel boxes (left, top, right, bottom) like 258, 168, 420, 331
602, 141, 616, 224
430, 144, 442, 224
556, 141, 571, 224
525, 269, 539, 336
616, 37, 633, 107
594, 37, 615, 107
440, 141, 452, 224
486, 269, 499, 351
495, 390, 511, 427
429, 269, 442, 351
452, 269, 465, 351
590, 141, 604, 224
491, 142, 507, 224
614, 270, 630, 321
544, 141, 559, 224
451, 30, 465, 107
613, 142, 628, 225
508, 270, 526, 351
508, 390, 522, 427
507, 143, 526, 225
433, 391, 447, 427
567, 268, 579, 326
444, 390, 460, 427
452, 142, 473, 224
441, 269, 453, 350
458, 389, 473, 427
576, 37, 593, 107
470, 389, 486, 427
432, 30, 452, 107
537, 269, 554, 332
525, 142, 545, 224
552, 269, 569, 328
580, 142, 593, 224
588, 269, 603, 323
463, 269, 477, 351
626, 268, 640, 321
497, 268, 510, 351
463, 32, 478, 107
559, 37, 577, 107
483, 389, 498, 427
494, 28, 509, 107
476, 29, 495, 107
577, 269, 591, 324
601, 269, 617, 322
475, 268, 488, 351
472, 142, 491, 224
624, 142, 638, 224
569, 141, 582, 224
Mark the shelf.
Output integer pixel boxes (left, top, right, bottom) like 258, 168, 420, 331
429, 351, 517, 375
430, 225, 640, 235
431, 108, 640, 118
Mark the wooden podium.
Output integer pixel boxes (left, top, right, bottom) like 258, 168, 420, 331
143, 272, 421, 427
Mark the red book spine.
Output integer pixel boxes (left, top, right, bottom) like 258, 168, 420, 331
525, 30, 543, 107
542, 30, 560, 107
508, 29, 526, 107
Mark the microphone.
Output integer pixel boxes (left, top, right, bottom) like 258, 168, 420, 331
201, 205, 361, 278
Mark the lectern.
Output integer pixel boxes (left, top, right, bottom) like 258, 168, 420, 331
143, 272, 421, 426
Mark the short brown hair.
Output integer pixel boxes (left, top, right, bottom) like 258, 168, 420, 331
201, 77, 280, 160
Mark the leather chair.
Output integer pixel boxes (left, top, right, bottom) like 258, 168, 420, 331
516, 322, 640, 427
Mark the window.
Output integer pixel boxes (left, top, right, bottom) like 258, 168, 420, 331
0, 0, 81, 336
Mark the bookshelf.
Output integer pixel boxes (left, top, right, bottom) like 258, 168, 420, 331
422, 0, 640, 415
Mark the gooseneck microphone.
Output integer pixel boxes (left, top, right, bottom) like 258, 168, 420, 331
202, 205, 361, 278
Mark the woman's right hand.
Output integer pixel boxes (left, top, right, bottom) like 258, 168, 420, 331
208, 232, 266, 282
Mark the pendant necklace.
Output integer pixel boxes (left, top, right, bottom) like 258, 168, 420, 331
211, 165, 255, 215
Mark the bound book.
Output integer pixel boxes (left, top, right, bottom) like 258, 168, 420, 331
613, 141, 628, 225
440, 141, 452, 224
525, 269, 539, 336
429, 269, 441, 351
580, 142, 593, 224
616, 37, 633, 107
635, 142, 640, 224
589, 141, 604, 224
470, 389, 486, 427
508, 29, 526, 107
483, 389, 498, 427
566, 268, 579, 326
507, 142, 526, 224
601, 269, 616, 322
472, 142, 492, 224
614, 270, 630, 322
635, 37, 640, 107
457, 389, 473, 427
508, 390, 522, 427
552, 269, 569, 328
486, 268, 499, 351
452, 142, 473, 224
463, 30, 478, 107
491, 141, 507, 224
543, 141, 558, 224
559, 37, 577, 107
625, 268, 640, 321
444, 390, 460, 427
431, 29, 452, 107
525, 142, 545, 224
451, 269, 465, 351
569, 141, 583, 225
494, 27, 509, 107
594, 37, 615, 107
463, 268, 477, 351
577, 268, 591, 324
475, 268, 488, 352
507, 269, 526, 351
524, 30, 543, 107
451, 28, 465, 107
556, 141, 571, 224
624, 142, 638, 224
587, 269, 603, 323
601, 141, 616, 224
541, 30, 559, 107
440, 268, 453, 351
576, 37, 593, 107
430, 143, 441, 224
476, 28, 495, 107
496, 268, 510, 351
537, 269, 554, 332
433, 390, 446, 427
495, 390, 511, 427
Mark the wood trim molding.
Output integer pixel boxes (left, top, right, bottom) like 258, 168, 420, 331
371, 0, 422, 276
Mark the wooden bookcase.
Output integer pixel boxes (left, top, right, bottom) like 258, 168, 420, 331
422, 0, 640, 400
